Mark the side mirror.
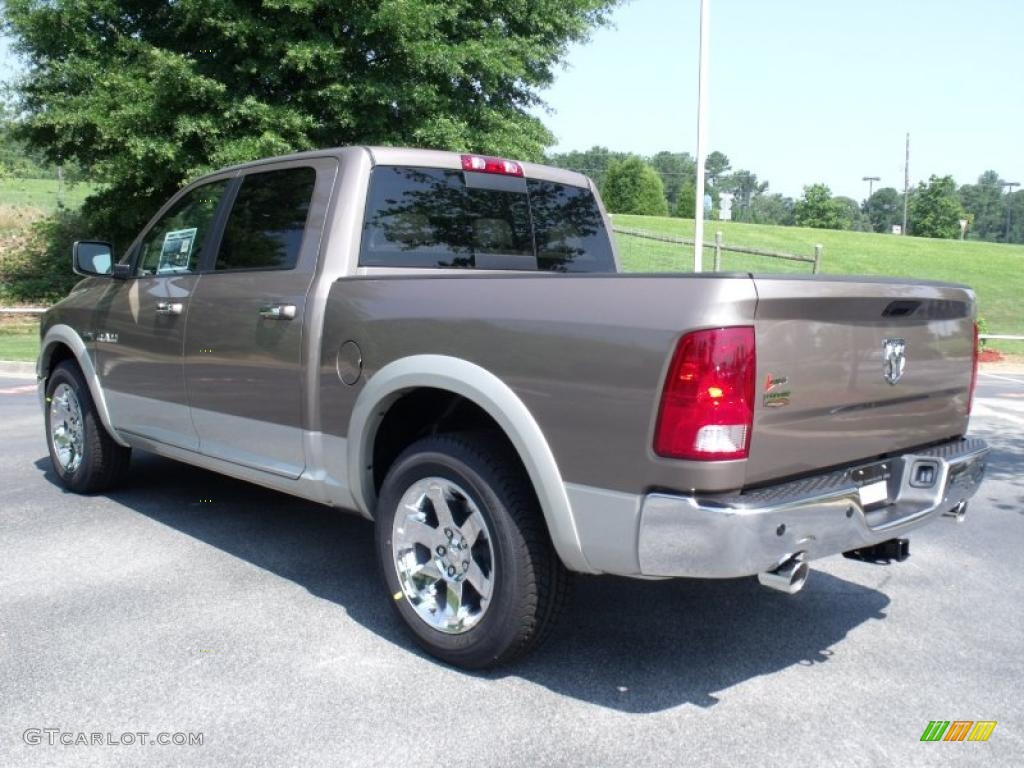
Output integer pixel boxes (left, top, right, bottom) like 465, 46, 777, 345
72, 241, 114, 277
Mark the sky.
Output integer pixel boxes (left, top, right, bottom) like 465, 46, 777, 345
533, 0, 1024, 199
2, 1, 1022, 200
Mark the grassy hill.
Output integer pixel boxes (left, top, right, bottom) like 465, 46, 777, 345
612, 214, 1024, 346
0, 177, 98, 211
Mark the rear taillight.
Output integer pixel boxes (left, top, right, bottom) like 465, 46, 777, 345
654, 327, 756, 461
461, 154, 524, 177
967, 320, 979, 415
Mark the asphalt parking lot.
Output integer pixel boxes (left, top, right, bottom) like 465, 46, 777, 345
1, 372, 1021, 767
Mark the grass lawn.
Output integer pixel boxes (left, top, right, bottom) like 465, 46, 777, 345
612, 214, 1024, 341
0, 177, 98, 211
0, 318, 41, 362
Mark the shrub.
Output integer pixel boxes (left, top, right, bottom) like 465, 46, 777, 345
601, 157, 669, 216
976, 316, 988, 351
0, 208, 86, 304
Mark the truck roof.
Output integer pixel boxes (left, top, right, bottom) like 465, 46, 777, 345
202, 146, 593, 189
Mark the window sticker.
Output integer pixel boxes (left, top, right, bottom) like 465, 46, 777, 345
157, 227, 199, 274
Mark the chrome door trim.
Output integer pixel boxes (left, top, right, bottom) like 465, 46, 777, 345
104, 390, 199, 451
258, 303, 297, 320
119, 428, 356, 511
155, 301, 184, 315
189, 405, 307, 479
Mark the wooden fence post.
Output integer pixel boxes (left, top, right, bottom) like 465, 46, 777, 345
813, 244, 822, 274
714, 231, 723, 272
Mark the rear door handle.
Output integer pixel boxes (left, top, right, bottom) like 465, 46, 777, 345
259, 303, 297, 320
155, 301, 183, 315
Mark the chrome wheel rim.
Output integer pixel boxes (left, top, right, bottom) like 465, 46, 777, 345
392, 477, 495, 634
49, 383, 85, 474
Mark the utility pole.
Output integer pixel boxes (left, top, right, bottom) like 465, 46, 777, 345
693, 0, 710, 272
1004, 181, 1020, 242
902, 133, 910, 236
862, 176, 880, 201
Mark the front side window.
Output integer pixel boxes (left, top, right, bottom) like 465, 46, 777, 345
136, 181, 229, 276
214, 166, 317, 271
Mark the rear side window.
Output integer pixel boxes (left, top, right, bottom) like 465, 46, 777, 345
359, 166, 614, 272
215, 166, 316, 271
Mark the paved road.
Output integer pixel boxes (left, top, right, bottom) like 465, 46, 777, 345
1, 374, 1021, 767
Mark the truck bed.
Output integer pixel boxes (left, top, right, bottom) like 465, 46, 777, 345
318, 271, 975, 496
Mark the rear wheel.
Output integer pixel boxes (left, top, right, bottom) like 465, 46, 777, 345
45, 361, 130, 493
374, 433, 570, 669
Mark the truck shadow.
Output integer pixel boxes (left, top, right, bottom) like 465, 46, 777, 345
35, 451, 891, 714
970, 428, 1024, 509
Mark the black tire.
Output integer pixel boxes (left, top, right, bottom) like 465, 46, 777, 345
374, 432, 570, 669
44, 360, 131, 493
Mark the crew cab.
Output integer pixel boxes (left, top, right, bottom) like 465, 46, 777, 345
38, 146, 988, 668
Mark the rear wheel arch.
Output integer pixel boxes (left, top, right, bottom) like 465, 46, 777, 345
347, 355, 594, 574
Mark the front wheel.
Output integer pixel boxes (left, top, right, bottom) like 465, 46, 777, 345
374, 433, 570, 669
44, 360, 131, 493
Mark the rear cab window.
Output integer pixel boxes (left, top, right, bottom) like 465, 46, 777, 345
359, 166, 615, 272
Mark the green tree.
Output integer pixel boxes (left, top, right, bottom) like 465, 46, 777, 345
909, 175, 964, 238
4, 0, 618, 247
749, 193, 794, 226
794, 184, 848, 229
601, 156, 668, 216
649, 150, 695, 210
834, 196, 869, 231
724, 169, 767, 222
0, 103, 49, 178
675, 184, 697, 219
1008, 190, 1024, 244
863, 187, 902, 233
545, 145, 627, 190
704, 151, 731, 187
959, 171, 1007, 242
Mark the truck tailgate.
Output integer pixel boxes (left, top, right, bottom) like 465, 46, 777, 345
746, 276, 975, 486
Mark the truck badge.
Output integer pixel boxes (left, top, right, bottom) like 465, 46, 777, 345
763, 374, 791, 408
883, 338, 907, 385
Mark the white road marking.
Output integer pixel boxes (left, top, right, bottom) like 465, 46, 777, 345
0, 384, 37, 395
979, 372, 1024, 385
971, 398, 1024, 429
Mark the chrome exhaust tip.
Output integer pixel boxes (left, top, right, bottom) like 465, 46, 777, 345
943, 500, 968, 523
758, 552, 809, 595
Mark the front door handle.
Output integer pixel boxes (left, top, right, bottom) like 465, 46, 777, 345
155, 301, 183, 315
259, 303, 297, 320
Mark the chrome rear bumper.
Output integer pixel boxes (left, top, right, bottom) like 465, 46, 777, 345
637, 437, 988, 578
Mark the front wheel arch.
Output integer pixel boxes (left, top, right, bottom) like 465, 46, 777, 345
38, 324, 128, 448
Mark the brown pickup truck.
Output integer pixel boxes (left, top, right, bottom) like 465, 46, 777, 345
38, 146, 988, 668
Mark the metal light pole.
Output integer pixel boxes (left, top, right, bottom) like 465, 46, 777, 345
862, 176, 880, 201
1004, 181, 1020, 242
902, 133, 910, 236
693, 0, 710, 272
